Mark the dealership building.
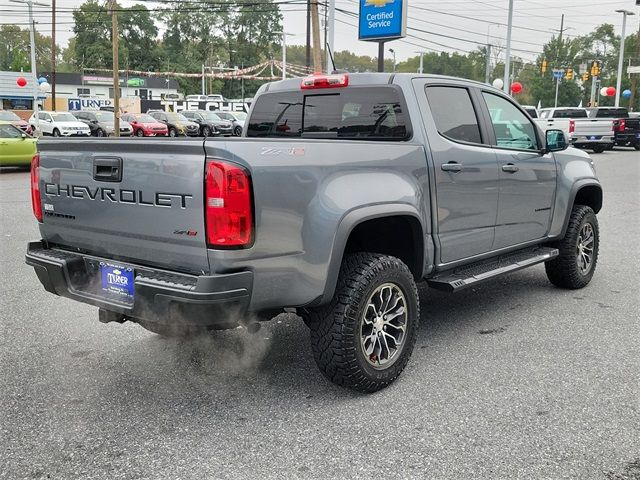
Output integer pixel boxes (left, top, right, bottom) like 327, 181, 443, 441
0, 71, 44, 111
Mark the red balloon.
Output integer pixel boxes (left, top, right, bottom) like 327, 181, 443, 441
16, 77, 27, 87
511, 81, 523, 94
606, 86, 616, 97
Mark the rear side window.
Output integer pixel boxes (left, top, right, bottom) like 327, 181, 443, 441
553, 109, 587, 118
247, 87, 409, 140
425, 86, 482, 144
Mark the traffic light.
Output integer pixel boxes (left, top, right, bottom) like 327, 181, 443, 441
566, 68, 574, 80
582, 73, 589, 82
541, 59, 547, 74
590, 61, 600, 76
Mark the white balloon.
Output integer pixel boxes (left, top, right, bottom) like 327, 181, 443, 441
39, 81, 51, 93
492, 78, 504, 89
599, 87, 608, 97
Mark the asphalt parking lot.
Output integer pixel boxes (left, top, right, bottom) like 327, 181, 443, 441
1, 148, 638, 480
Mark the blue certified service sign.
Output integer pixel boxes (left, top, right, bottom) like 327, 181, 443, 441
359, 0, 407, 41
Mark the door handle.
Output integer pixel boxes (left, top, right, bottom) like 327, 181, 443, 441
502, 163, 519, 173
441, 162, 462, 172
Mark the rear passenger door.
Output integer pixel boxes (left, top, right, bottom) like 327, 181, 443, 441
415, 80, 500, 265
477, 91, 556, 249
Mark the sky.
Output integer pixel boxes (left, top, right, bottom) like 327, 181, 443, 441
1, 0, 639, 67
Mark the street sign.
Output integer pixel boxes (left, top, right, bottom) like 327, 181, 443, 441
628, 66, 640, 74
553, 69, 564, 79
358, 0, 408, 42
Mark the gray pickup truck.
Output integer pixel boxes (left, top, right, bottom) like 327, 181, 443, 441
26, 73, 602, 392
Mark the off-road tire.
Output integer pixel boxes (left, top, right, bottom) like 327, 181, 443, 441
136, 319, 212, 338
307, 253, 419, 393
545, 205, 599, 289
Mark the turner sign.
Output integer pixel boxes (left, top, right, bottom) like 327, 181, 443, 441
358, 0, 407, 41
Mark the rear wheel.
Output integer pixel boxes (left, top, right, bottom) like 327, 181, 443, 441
307, 253, 419, 393
234, 126, 243, 136
634, 144, 640, 151
96, 129, 104, 137
591, 146, 605, 153
545, 205, 599, 289
169, 127, 177, 137
202, 126, 211, 137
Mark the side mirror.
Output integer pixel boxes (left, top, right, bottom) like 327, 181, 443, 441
21, 133, 27, 139
545, 129, 568, 153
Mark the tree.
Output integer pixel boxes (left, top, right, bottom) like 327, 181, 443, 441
0, 25, 58, 73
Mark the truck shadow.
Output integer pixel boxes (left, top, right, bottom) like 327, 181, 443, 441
118, 266, 569, 399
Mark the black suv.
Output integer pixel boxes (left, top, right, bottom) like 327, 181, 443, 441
181, 110, 234, 137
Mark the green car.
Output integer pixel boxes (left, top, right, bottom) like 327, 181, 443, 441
0, 121, 38, 167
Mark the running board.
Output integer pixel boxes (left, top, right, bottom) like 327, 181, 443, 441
427, 247, 559, 292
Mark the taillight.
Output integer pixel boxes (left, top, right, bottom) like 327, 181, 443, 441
204, 160, 253, 247
30, 154, 42, 222
301, 73, 349, 89
617, 119, 625, 132
569, 119, 575, 134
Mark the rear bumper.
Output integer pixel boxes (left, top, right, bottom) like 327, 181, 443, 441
25, 241, 253, 328
615, 133, 640, 145
570, 134, 615, 147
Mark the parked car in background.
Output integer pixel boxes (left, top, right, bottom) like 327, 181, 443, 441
181, 110, 233, 137
536, 107, 614, 153
185, 95, 208, 102
74, 111, 133, 137
0, 121, 37, 167
0, 110, 33, 135
586, 107, 640, 151
121, 113, 168, 137
214, 111, 247, 136
521, 105, 538, 118
148, 111, 200, 137
28, 111, 90, 137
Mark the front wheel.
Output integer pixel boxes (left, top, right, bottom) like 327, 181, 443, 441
168, 127, 177, 137
52, 129, 60, 137
307, 253, 419, 393
545, 205, 599, 289
136, 128, 145, 137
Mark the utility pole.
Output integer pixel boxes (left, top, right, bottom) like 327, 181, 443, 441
325, 0, 335, 73
416, 51, 425, 74
485, 44, 492, 84
629, 25, 640, 110
310, 0, 322, 72
306, 0, 311, 69
201, 64, 205, 95
614, 10, 635, 107
502, 0, 513, 93
111, 0, 120, 136
10, 0, 47, 133
554, 14, 565, 108
51, 0, 56, 110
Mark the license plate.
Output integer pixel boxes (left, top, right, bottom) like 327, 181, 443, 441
100, 262, 134, 302
636, 133, 640, 139
588, 136, 601, 141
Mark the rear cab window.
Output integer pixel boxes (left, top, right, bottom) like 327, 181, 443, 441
247, 86, 410, 140
553, 109, 587, 119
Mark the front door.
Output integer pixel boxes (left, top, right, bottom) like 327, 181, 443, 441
479, 91, 557, 249
416, 81, 500, 265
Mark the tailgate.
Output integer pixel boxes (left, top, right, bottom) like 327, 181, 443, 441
37, 138, 210, 274
576, 119, 613, 136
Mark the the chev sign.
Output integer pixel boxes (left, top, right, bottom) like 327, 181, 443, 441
68, 98, 113, 111
358, 0, 407, 42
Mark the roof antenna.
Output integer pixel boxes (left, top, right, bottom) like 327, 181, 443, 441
326, 42, 336, 73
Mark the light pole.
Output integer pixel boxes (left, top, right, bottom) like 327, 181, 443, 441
10, 0, 48, 134
415, 51, 427, 74
389, 48, 396, 72
615, 9, 635, 107
502, 0, 514, 92
275, 32, 294, 79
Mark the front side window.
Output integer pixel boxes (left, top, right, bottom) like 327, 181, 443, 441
425, 86, 482, 144
247, 87, 409, 140
482, 92, 538, 151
